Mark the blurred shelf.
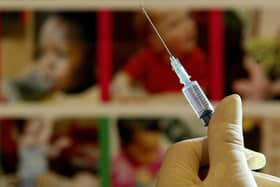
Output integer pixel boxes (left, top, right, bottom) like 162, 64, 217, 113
0, 101, 279, 120
0, 102, 192, 119
0, 0, 280, 10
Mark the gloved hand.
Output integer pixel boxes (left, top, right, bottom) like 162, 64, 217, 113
157, 94, 280, 187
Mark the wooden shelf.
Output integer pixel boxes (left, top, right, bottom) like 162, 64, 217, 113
0, 100, 279, 120
0, 0, 280, 10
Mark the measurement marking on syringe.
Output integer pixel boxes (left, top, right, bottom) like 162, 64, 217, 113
192, 84, 209, 107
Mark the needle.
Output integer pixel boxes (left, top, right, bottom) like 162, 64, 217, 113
141, 7, 173, 57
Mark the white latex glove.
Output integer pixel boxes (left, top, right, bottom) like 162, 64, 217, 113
157, 94, 280, 187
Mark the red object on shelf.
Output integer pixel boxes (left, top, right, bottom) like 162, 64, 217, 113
208, 10, 224, 101
21, 11, 28, 26
0, 120, 17, 154
97, 10, 113, 102
0, 12, 2, 96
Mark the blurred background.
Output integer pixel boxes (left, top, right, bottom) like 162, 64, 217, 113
0, 1, 280, 187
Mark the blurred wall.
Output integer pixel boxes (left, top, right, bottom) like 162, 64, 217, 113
259, 8, 280, 37
1, 12, 33, 80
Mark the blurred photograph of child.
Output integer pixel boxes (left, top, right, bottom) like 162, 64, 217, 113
112, 119, 163, 187
15, 118, 100, 187
16, 119, 53, 187
4, 12, 97, 102
112, 9, 208, 100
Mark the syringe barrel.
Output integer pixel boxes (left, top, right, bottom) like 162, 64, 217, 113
182, 81, 214, 126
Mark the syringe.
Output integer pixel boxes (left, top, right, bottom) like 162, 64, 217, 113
142, 7, 214, 126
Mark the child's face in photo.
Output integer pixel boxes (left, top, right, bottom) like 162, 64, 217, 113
150, 10, 195, 56
36, 17, 85, 92
126, 130, 161, 165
